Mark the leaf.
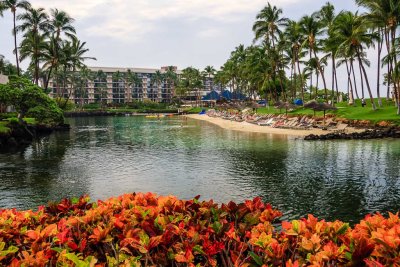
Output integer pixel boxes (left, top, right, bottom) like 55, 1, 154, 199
336, 223, 349, 235
249, 251, 263, 266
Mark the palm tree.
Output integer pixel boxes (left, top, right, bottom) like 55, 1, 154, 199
252, 3, 288, 47
164, 66, 177, 103
335, 11, 378, 110
300, 14, 328, 102
356, 0, 400, 106
202, 65, 216, 92
285, 20, 305, 102
152, 70, 163, 102
317, 2, 339, 103
94, 70, 108, 105
112, 71, 125, 104
19, 31, 47, 85
0, 0, 31, 75
68, 36, 96, 71
126, 69, 141, 102
17, 7, 50, 85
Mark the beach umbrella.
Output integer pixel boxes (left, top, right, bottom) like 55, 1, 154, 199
305, 101, 337, 123
274, 101, 296, 115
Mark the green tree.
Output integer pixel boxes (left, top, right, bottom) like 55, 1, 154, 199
335, 11, 378, 110
16, 7, 50, 85
0, 0, 31, 75
1, 76, 64, 125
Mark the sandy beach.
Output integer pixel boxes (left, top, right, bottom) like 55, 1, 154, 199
186, 114, 365, 137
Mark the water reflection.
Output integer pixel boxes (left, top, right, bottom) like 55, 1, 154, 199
0, 116, 399, 223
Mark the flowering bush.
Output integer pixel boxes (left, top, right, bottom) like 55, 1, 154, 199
0, 193, 399, 266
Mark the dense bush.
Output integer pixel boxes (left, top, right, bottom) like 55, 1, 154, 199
0, 76, 64, 126
0, 193, 398, 266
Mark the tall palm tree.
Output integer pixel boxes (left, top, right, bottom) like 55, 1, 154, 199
202, 65, 216, 92
335, 11, 378, 110
300, 14, 328, 102
126, 69, 141, 102
153, 70, 163, 102
285, 20, 305, 102
252, 3, 288, 47
112, 71, 125, 104
356, 0, 400, 105
16, 7, 50, 85
68, 36, 96, 71
94, 70, 108, 105
164, 66, 177, 103
19, 31, 47, 85
317, 2, 339, 103
47, 8, 76, 86
0, 0, 31, 76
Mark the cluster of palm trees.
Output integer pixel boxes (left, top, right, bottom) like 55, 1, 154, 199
215, 1, 400, 115
0, 0, 95, 97
175, 65, 217, 105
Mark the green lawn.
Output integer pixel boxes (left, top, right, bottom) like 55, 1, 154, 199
255, 98, 400, 125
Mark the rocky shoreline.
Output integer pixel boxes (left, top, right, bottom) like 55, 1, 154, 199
305, 127, 400, 140
0, 123, 70, 150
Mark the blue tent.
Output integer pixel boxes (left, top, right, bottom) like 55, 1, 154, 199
294, 99, 303, 105
232, 91, 247, 101
221, 90, 232, 100
221, 90, 248, 101
202, 90, 220, 101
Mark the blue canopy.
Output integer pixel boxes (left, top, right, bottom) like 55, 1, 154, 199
294, 99, 303, 105
202, 90, 220, 101
221, 90, 247, 101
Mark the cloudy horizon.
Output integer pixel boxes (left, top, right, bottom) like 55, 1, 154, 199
1, 0, 386, 96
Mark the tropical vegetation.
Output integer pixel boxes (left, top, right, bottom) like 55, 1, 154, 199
215, 1, 400, 116
0, 76, 63, 126
0, 193, 399, 266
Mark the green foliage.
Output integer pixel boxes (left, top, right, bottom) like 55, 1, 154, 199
55, 97, 76, 111
1, 76, 64, 126
125, 100, 167, 110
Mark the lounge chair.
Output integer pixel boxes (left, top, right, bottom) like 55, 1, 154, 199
333, 123, 348, 133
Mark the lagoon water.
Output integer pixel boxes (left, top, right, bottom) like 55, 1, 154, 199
1, 116, 400, 223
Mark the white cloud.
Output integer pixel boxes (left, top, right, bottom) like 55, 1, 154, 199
30, 0, 301, 42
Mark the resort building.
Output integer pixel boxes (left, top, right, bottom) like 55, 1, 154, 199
48, 66, 218, 104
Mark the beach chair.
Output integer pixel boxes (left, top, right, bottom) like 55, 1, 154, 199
333, 123, 348, 133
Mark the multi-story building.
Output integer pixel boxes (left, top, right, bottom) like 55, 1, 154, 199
48, 66, 220, 105
49, 66, 183, 104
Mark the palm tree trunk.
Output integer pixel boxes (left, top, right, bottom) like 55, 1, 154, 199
357, 50, 376, 110
13, 11, 20, 76
296, 59, 304, 103
377, 30, 383, 107
345, 60, 354, 105
359, 63, 365, 99
45, 65, 53, 90
331, 55, 335, 105
350, 60, 360, 99
384, 29, 391, 101
313, 50, 328, 102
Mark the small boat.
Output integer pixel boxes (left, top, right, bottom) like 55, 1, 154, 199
145, 114, 165, 118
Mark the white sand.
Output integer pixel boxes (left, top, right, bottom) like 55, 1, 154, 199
186, 114, 364, 137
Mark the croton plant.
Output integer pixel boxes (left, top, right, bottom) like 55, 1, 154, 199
0, 193, 399, 266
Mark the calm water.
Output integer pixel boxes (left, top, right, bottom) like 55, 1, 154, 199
1, 116, 400, 223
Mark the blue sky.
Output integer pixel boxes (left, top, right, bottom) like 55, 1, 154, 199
1, 0, 383, 95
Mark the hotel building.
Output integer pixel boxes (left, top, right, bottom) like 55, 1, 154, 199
48, 66, 217, 104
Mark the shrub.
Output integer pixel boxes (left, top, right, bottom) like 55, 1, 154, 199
0, 193, 398, 266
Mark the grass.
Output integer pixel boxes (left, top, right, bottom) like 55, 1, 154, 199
0, 121, 11, 134
255, 98, 400, 125
0, 117, 37, 134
